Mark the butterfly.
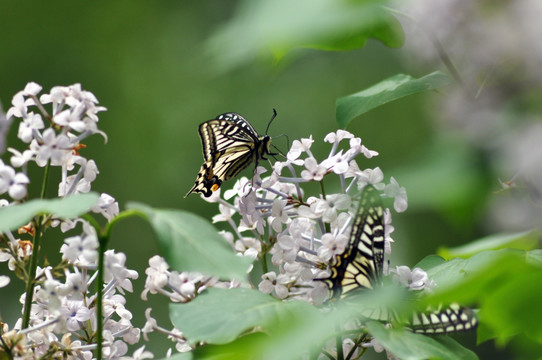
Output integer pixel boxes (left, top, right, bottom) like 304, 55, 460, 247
319, 185, 478, 334
186, 111, 276, 198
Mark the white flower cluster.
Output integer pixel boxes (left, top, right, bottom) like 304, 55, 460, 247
1, 233, 139, 359
2, 82, 117, 216
0, 83, 145, 359
204, 130, 414, 304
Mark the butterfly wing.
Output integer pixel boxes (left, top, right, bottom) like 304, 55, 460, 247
320, 185, 384, 298
318, 185, 477, 334
186, 113, 270, 197
217, 112, 259, 142
409, 303, 478, 334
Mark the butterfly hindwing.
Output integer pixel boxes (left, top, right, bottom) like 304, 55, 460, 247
410, 303, 478, 334
186, 112, 271, 198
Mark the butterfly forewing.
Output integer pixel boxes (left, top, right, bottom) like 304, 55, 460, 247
186, 112, 271, 198
218, 113, 259, 140
321, 185, 384, 298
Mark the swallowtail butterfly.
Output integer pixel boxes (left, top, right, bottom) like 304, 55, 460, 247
319, 185, 478, 334
186, 111, 275, 198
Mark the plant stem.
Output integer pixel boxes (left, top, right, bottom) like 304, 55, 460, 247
22, 162, 50, 329
319, 180, 326, 199
95, 233, 107, 360
22, 217, 42, 329
261, 251, 268, 274
336, 323, 344, 360
92, 209, 143, 360
40, 162, 51, 199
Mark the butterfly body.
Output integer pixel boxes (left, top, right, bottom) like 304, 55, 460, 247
318, 185, 478, 334
186, 112, 272, 198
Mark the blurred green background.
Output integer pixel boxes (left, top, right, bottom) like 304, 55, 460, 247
0, 1, 504, 358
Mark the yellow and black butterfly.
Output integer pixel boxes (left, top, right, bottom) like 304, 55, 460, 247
319, 185, 478, 334
186, 111, 276, 198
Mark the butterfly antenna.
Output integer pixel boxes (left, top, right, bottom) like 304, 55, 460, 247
271, 144, 286, 159
265, 108, 278, 135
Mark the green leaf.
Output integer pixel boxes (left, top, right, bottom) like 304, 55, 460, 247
367, 321, 479, 360
205, 0, 404, 72
414, 254, 446, 271
170, 288, 280, 344
156, 353, 194, 360
438, 230, 539, 259
336, 71, 452, 128
170, 287, 359, 359
482, 269, 542, 345
418, 249, 542, 346
527, 249, 542, 266
0, 193, 99, 233
128, 203, 251, 283
422, 249, 518, 299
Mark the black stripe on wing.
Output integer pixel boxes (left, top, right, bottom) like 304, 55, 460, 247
410, 303, 478, 334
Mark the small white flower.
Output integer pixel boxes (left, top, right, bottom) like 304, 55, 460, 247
8, 147, 35, 168
258, 272, 290, 299
58, 175, 91, 196
0, 163, 29, 200
17, 112, 44, 143
61, 300, 91, 331
142, 256, 169, 300
321, 150, 351, 174
287, 136, 314, 161
53, 108, 87, 132
91, 193, 119, 221
324, 130, 354, 144
60, 234, 98, 265
349, 137, 378, 159
271, 198, 289, 232
392, 266, 433, 291
300, 157, 327, 181
318, 233, 347, 262
104, 250, 138, 294
31, 128, 73, 167
104, 294, 131, 319
356, 167, 385, 188
212, 203, 236, 223
141, 308, 157, 341
6, 91, 28, 119
57, 271, 86, 297
314, 194, 351, 223
23, 82, 42, 96
224, 177, 252, 200
385, 177, 408, 212
276, 233, 300, 262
